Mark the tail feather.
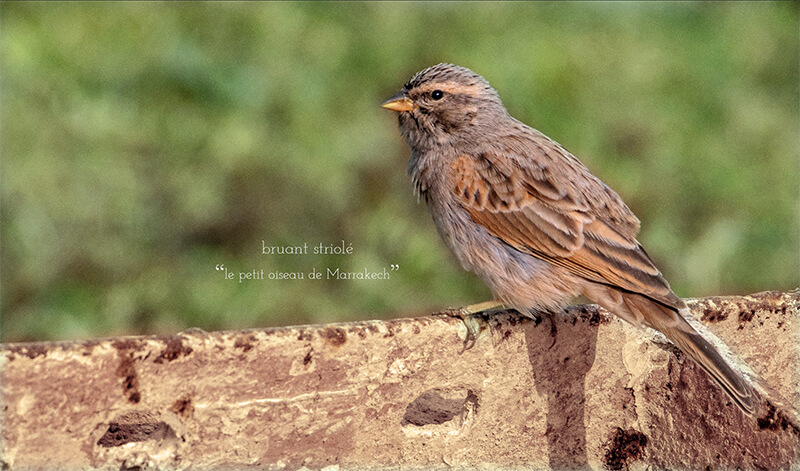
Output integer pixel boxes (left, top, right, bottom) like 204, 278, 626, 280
621, 292, 755, 414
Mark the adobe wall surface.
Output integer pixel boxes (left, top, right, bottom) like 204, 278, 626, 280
1, 291, 798, 470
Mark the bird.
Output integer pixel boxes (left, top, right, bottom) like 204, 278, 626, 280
381, 63, 754, 414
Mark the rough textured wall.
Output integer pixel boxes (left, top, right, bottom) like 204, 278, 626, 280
1, 291, 798, 470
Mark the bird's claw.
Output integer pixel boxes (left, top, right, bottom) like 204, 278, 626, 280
434, 306, 488, 351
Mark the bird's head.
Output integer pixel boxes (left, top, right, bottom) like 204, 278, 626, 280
382, 63, 505, 149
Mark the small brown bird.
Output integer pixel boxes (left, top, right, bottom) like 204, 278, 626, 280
382, 63, 754, 413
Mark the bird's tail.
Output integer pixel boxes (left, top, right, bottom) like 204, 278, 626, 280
619, 292, 755, 414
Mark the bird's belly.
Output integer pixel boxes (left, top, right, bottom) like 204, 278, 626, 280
427, 196, 583, 313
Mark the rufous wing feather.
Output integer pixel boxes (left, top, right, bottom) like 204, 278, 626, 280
450, 146, 682, 309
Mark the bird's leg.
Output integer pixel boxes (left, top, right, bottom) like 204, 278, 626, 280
441, 299, 510, 317
435, 299, 510, 350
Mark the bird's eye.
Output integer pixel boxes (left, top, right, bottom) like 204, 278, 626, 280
431, 90, 444, 100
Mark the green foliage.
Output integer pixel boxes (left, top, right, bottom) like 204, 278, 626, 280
2, 2, 798, 341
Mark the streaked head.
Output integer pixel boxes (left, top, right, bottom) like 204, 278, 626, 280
382, 64, 505, 148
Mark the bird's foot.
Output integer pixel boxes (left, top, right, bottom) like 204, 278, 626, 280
516, 308, 558, 348
434, 300, 509, 351
546, 311, 558, 348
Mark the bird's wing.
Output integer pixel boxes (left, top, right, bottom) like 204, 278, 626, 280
450, 132, 683, 310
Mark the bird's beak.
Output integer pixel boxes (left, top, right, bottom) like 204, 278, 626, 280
381, 91, 416, 112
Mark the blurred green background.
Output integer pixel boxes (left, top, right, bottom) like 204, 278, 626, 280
2, 2, 798, 342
